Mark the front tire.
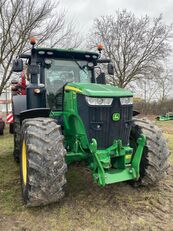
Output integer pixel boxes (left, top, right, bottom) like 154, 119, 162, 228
20, 117, 67, 207
130, 118, 170, 186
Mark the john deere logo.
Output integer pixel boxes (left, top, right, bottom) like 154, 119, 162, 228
112, 113, 120, 121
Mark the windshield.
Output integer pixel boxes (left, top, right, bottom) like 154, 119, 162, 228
45, 59, 92, 94
45, 59, 93, 111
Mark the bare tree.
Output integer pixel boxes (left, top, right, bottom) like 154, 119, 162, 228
0, 0, 80, 95
130, 63, 173, 104
88, 10, 173, 88
154, 66, 173, 103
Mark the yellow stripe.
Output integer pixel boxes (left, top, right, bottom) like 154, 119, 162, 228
65, 86, 82, 93
22, 141, 27, 185
125, 154, 132, 159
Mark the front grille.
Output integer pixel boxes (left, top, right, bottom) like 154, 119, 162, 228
77, 95, 133, 149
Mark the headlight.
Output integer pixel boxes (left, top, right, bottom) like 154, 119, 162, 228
120, 97, 133, 105
85, 97, 113, 106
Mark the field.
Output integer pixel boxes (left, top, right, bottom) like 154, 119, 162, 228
0, 119, 173, 231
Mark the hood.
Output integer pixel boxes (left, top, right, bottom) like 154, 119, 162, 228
65, 82, 133, 97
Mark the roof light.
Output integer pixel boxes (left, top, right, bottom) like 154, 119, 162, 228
97, 43, 103, 52
85, 54, 91, 58
87, 62, 94, 68
34, 88, 41, 94
47, 51, 54, 55
45, 59, 52, 65
92, 55, 98, 59
29, 37, 37, 45
38, 51, 45, 55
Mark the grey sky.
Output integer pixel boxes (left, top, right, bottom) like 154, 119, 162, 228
61, 0, 173, 35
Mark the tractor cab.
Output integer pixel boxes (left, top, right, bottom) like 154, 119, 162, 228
35, 48, 100, 111
13, 43, 114, 112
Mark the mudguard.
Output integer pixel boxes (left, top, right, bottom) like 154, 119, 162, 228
20, 108, 51, 122
12, 95, 26, 116
12, 95, 50, 123
133, 110, 140, 116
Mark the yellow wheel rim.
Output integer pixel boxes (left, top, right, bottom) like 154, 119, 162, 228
22, 140, 27, 185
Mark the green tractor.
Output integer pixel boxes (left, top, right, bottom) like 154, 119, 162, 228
12, 39, 169, 207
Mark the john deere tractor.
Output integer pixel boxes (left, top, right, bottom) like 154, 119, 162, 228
12, 39, 169, 207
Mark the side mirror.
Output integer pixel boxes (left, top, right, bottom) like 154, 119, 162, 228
108, 63, 114, 75
12, 59, 23, 72
11, 79, 18, 84
97, 72, 106, 84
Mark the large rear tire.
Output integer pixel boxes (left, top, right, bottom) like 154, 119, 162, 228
13, 116, 21, 162
9, 123, 14, 134
20, 117, 67, 207
130, 118, 170, 186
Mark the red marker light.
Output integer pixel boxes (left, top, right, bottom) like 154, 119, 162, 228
29, 37, 37, 45
97, 43, 103, 51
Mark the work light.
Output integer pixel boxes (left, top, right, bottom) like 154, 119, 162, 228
85, 96, 113, 106
120, 97, 133, 105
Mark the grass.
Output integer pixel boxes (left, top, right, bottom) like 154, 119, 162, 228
0, 128, 23, 214
164, 133, 173, 164
155, 120, 173, 163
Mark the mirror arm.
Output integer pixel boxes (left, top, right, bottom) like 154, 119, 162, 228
97, 59, 111, 64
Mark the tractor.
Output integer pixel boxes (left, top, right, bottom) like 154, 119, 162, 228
12, 38, 169, 207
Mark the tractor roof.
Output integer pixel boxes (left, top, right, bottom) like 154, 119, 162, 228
36, 47, 99, 61
20, 47, 99, 61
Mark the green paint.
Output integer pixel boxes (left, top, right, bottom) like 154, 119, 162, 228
131, 135, 146, 179
156, 115, 173, 121
88, 136, 145, 186
112, 112, 121, 121
66, 82, 133, 97
104, 168, 136, 184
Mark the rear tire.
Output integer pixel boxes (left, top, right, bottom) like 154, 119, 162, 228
13, 116, 21, 162
9, 123, 14, 134
20, 117, 67, 207
130, 118, 170, 186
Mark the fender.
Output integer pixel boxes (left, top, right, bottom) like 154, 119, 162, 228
133, 110, 140, 116
20, 108, 51, 123
12, 95, 26, 116
12, 95, 50, 122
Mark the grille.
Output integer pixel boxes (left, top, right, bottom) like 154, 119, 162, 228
77, 95, 133, 149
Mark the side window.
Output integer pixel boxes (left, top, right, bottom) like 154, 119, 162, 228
79, 67, 89, 83
79, 67, 90, 83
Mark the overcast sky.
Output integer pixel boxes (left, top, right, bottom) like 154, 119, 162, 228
60, 0, 173, 98
61, 0, 173, 35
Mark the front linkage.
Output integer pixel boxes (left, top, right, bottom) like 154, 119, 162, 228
89, 135, 146, 186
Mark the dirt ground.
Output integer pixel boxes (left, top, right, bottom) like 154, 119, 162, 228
0, 119, 173, 231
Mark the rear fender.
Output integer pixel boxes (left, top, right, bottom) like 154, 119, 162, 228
20, 108, 51, 123
133, 110, 140, 116
12, 95, 26, 116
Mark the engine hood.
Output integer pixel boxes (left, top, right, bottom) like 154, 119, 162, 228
65, 83, 133, 97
